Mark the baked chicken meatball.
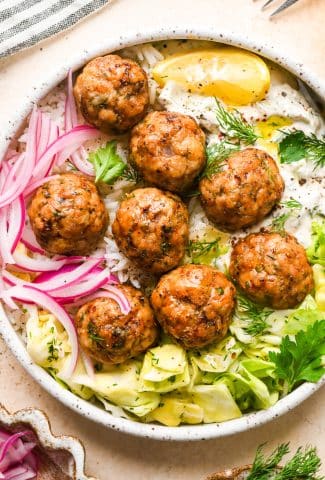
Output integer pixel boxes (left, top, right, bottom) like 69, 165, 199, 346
229, 231, 314, 309
74, 54, 149, 133
130, 111, 206, 193
199, 148, 284, 231
151, 264, 236, 349
112, 188, 189, 274
28, 173, 108, 256
76, 285, 158, 365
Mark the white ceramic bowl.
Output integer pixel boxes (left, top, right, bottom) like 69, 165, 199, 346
0, 403, 97, 479
0, 27, 324, 441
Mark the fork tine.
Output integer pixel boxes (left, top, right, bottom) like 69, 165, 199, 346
261, 0, 277, 10
270, 0, 300, 16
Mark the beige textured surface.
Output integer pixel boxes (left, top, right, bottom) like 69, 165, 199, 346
0, 0, 324, 478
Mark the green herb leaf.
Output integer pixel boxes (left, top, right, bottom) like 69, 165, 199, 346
215, 99, 259, 145
270, 213, 292, 233
200, 141, 239, 179
279, 130, 325, 169
247, 443, 290, 480
237, 294, 273, 336
122, 164, 142, 183
47, 338, 59, 362
274, 446, 323, 480
270, 198, 302, 233
186, 238, 224, 264
89, 140, 126, 184
280, 198, 303, 209
247, 443, 323, 480
87, 321, 105, 344
269, 320, 325, 395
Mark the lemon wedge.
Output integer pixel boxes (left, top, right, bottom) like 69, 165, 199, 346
152, 47, 271, 106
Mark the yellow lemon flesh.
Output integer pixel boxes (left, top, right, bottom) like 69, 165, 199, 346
152, 47, 271, 106
255, 115, 292, 159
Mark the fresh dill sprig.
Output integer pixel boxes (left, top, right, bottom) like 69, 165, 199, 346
237, 294, 273, 336
279, 130, 325, 170
122, 164, 142, 183
271, 197, 302, 233
247, 443, 290, 480
200, 141, 239, 179
186, 238, 222, 264
271, 213, 291, 233
274, 446, 323, 480
215, 98, 259, 145
247, 443, 323, 480
280, 198, 303, 209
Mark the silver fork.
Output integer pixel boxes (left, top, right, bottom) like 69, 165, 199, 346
255, 0, 301, 17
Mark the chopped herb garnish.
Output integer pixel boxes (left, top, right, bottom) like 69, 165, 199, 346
161, 240, 171, 254
271, 198, 302, 233
47, 338, 59, 362
89, 140, 126, 184
122, 164, 142, 183
215, 99, 259, 145
271, 213, 291, 233
186, 238, 223, 264
87, 322, 105, 344
280, 198, 303, 209
237, 294, 273, 336
200, 141, 239, 179
279, 130, 325, 169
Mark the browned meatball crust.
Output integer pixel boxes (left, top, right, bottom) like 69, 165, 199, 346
28, 173, 108, 256
229, 231, 314, 309
199, 148, 284, 231
151, 264, 236, 349
112, 188, 189, 274
74, 54, 149, 133
76, 285, 158, 364
130, 111, 206, 192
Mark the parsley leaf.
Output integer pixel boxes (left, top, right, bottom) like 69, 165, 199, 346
279, 130, 325, 169
215, 99, 259, 145
269, 320, 325, 395
89, 140, 126, 184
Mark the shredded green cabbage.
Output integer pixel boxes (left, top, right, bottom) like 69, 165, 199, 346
25, 277, 325, 426
307, 220, 325, 266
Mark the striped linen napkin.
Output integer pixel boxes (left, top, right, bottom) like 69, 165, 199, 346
0, 0, 110, 58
